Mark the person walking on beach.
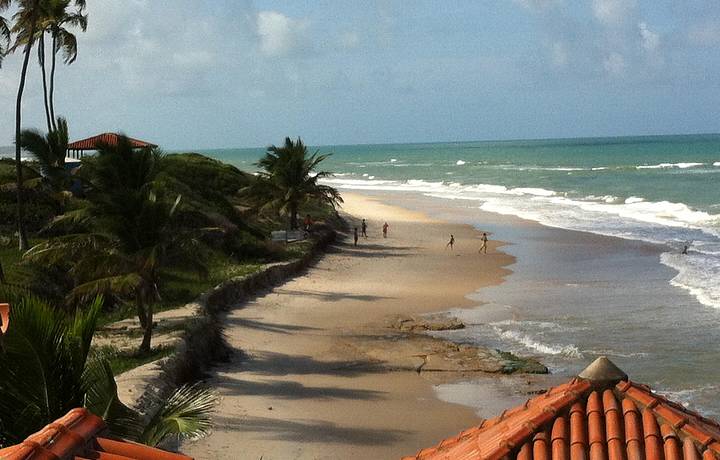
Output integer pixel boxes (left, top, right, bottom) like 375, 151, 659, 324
354, 228, 359, 246
479, 232, 488, 254
382, 222, 389, 238
361, 219, 368, 237
446, 234, 454, 250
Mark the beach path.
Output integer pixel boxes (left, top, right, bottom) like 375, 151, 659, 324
183, 192, 514, 459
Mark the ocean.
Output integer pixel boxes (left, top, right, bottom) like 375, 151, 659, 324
200, 134, 720, 416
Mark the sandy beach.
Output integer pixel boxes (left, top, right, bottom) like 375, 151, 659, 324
183, 192, 525, 459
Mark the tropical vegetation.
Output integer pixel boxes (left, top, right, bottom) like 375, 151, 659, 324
25, 137, 210, 353
0, 288, 217, 446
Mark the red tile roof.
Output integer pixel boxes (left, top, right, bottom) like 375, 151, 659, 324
403, 357, 720, 460
0, 408, 192, 460
0, 303, 9, 335
67, 133, 158, 151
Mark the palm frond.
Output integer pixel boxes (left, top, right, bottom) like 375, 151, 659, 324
139, 383, 218, 447
83, 359, 143, 440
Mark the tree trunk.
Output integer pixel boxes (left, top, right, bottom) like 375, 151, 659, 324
49, 34, 57, 130
15, 22, 36, 251
139, 304, 153, 354
39, 33, 53, 133
290, 202, 299, 230
136, 292, 148, 329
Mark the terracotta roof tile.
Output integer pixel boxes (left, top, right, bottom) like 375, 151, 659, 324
66, 133, 158, 151
404, 358, 720, 460
0, 408, 192, 460
0, 302, 9, 334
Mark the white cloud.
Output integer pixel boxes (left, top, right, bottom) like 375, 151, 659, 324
603, 52, 626, 75
592, 0, 636, 26
257, 11, 309, 57
638, 22, 659, 52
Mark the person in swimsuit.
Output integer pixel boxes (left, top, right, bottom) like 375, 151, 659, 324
382, 222, 389, 238
479, 232, 488, 254
361, 219, 368, 237
446, 234, 455, 250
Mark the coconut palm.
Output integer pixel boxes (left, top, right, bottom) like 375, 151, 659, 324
7, 0, 45, 251
38, 0, 87, 131
0, 0, 11, 68
25, 136, 207, 354
0, 289, 217, 447
250, 137, 342, 229
19, 117, 71, 198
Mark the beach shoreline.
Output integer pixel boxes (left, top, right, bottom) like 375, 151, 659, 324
183, 192, 550, 459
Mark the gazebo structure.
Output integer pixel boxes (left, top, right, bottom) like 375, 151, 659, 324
66, 133, 158, 159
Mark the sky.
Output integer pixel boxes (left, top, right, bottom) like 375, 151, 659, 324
0, 0, 719, 150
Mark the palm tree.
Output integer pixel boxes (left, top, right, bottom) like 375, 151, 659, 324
250, 137, 342, 229
8, 0, 44, 251
19, 117, 71, 202
0, 0, 11, 69
25, 137, 207, 354
38, 0, 87, 131
0, 290, 217, 446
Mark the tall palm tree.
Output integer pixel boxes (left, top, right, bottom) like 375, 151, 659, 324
25, 137, 207, 354
8, 0, 44, 251
250, 137, 342, 229
40, 0, 86, 131
0, 290, 217, 447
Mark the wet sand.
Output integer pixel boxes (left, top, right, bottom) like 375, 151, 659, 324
183, 193, 521, 459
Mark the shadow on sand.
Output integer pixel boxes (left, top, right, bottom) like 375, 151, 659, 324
273, 288, 395, 302
224, 317, 321, 334
216, 377, 386, 401
212, 415, 409, 445
237, 351, 387, 377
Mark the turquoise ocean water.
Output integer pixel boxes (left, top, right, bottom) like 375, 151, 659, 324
202, 134, 720, 311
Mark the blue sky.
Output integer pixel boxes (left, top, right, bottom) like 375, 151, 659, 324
0, 0, 719, 149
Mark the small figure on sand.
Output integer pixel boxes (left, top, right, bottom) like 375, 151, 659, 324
682, 244, 689, 255
304, 214, 313, 232
361, 219, 368, 238
446, 234, 454, 250
382, 222, 389, 238
479, 232, 488, 254
354, 227, 359, 246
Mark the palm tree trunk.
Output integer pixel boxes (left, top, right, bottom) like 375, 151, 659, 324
136, 292, 148, 329
49, 33, 57, 130
139, 304, 153, 354
15, 22, 37, 251
39, 33, 53, 133
290, 202, 299, 230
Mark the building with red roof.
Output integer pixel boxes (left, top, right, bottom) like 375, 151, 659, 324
67, 133, 158, 159
404, 357, 720, 460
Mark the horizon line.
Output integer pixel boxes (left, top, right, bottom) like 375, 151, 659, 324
179, 131, 720, 153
